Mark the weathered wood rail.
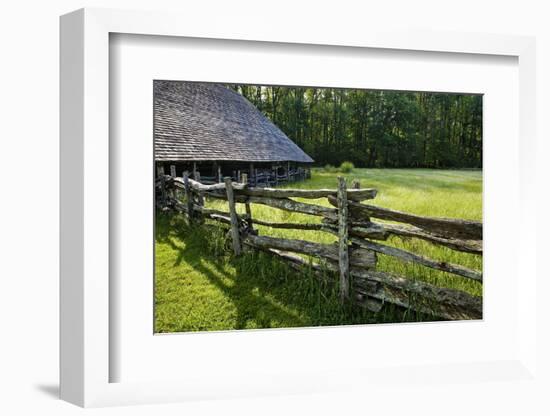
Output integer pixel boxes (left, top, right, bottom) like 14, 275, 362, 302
157, 172, 483, 321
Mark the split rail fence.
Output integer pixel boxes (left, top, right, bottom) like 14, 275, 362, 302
157, 172, 482, 320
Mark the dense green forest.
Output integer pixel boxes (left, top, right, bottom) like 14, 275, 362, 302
228, 85, 482, 168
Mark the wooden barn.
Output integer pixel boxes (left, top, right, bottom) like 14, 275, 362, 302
154, 80, 313, 185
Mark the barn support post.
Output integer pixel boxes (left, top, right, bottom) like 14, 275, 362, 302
241, 173, 253, 230
254, 168, 258, 186
159, 174, 166, 207
224, 177, 241, 256
249, 163, 254, 185
337, 176, 350, 303
157, 164, 165, 177
192, 162, 197, 179
287, 161, 290, 182
183, 172, 194, 222
218, 165, 222, 183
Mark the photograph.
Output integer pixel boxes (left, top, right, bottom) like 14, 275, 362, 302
153, 80, 483, 333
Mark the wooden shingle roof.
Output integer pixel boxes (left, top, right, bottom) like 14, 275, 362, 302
154, 81, 314, 163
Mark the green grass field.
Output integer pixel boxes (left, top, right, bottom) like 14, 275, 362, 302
155, 168, 482, 333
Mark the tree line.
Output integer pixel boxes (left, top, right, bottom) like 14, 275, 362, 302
228, 84, 482, 169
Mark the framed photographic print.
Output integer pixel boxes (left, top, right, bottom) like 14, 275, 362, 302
60, 7, 538, 408
151, 79, 482, 332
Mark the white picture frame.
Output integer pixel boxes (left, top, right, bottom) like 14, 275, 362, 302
60, 7, 538, 408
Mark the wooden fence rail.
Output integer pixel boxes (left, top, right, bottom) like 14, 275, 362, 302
157, 173, 483, 320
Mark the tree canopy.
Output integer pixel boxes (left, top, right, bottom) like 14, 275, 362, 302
228, 84, 482, 169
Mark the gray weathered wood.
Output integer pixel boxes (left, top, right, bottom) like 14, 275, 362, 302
234, 195, 338, 220
172, 199, 188, 213
203, 213, 232, 226
242, 173, 253, 228
381, 222, 482, 255
350, 237, 482, 282
329, 198, 482, 240
224, 177, 241, 256
352, 269, 482, 320
323, 216, 481, 254
218, 165, 222, 183
193, 206, 248, 229
337, 176, 350, 302
193, 205, 230, 217
349, 222, 388, 240
159, 175, 166, 206
157, 165, 165, 176
238, 186, 377, 201
183, 172, 194, 222
194, 172, 205, 206
249, 243, 480, 320
173, 177, 245, 192
250, 219, 328, 231
244, 234, 376, 269
355, 293, 384, 313
170, 165, 176, 178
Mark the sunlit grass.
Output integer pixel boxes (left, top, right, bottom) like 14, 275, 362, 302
155, 168, 482, 332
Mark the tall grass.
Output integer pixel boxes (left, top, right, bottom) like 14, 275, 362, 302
155, 168, 482, 332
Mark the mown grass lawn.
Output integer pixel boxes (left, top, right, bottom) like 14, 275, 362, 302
155, 168, 482, 333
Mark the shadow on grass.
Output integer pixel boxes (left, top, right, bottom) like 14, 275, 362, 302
155, 211, 432, 332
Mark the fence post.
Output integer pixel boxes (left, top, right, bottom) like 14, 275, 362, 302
337, 176, 350, 302
183, 172, 193, 222
168, 165, 177, 200
159, 175, 166, 207
224, 177, 241, 256
195, 171, 205, 206
242, 173, 253, 229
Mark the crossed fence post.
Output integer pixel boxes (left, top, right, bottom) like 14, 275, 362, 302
224, 177, 242, 256
337, 177, 350, 303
